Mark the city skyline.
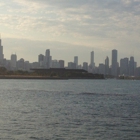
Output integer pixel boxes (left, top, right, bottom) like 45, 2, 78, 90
0, 0, 140, 66
0, 37, 139, 68
1, 37, 139, 68
1, 36, 140, 77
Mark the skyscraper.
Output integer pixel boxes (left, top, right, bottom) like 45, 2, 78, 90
111, 49, 118, 77
105, 56, 109, 75
38, 54, 44, 63
98, 63, 105, 75
90, 51, 94, 69
83, 62, 88, 71
74, 56, 78, 69
89, 51, 95, 72
0, 37, 4, 64
44, 49, 51, 68
120, 58, 129, 76
38, 54, 44, 67
59, 60, 64, 68
11, 54, 17, 70
129, 56, 135, 76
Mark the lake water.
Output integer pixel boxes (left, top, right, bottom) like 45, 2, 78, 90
0, 79, 140, 140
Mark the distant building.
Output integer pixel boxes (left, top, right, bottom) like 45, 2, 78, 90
0, 37, 4, 65
38, 54, 44, 68
98, 63, 105, 75
3, 59, 10, 70
59, 60, 64, 68
24, 61, 30, 71
83, 62, 88, 71
77, 65, 82, 69
52, 60, 60, 68
17, 58, 25, 70
44, 49, 51, 69
111, 49, 118, 77
31, 62, 39, 69
135, 67, 140, 77
120, 58, 129, 76
105, 56, 109, 75
68, 62, 76, 69
90, 51, 95, 69
38, 54, 44, 62
11, 54, 17, 71
74, 56, 78, 69
129, 56, 135, 76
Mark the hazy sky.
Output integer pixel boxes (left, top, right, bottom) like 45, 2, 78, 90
0, 0, 140, 66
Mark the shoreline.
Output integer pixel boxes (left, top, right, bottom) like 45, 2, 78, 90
0, 75, 104, 80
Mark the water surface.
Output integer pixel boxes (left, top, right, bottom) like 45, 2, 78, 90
0, 79, 140, 140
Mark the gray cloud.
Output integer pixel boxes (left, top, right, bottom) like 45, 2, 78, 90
1, 0, 140, 65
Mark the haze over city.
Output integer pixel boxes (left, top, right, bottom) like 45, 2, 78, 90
0, 0, 140, 65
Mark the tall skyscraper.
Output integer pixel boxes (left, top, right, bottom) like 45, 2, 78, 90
38, 54, 44, 63
90, 51, 94, 69
111, 49, 118, 77
120, 58, 129, 76
11, 54, 17, 70
105, 56, 109, 75
44, 49, 51, 68
38, 54, 44, 67
74, 56, 78, 69
129, 56, 135, 76
0, 37, 4, 64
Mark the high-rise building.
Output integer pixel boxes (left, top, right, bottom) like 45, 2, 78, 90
111, 49, 118, 77
44, 49, 51, 69
90, 51, 94, 69
129, 56, 135, 76
120, 58, 129, 76
59, 60, 64, 68
83, 62, 88, 71
105, 56, 109, 75
38, 54, 44, 63
0, 37, 4, 64
52, 60, 60, 68
24, 61, 30, 71
11, 54, 17, 70
98, 63, 105, 75
38, 54, 44, 68
74, 56, 78, 69
17, 58, 24, 70
68, 62, 76, 69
